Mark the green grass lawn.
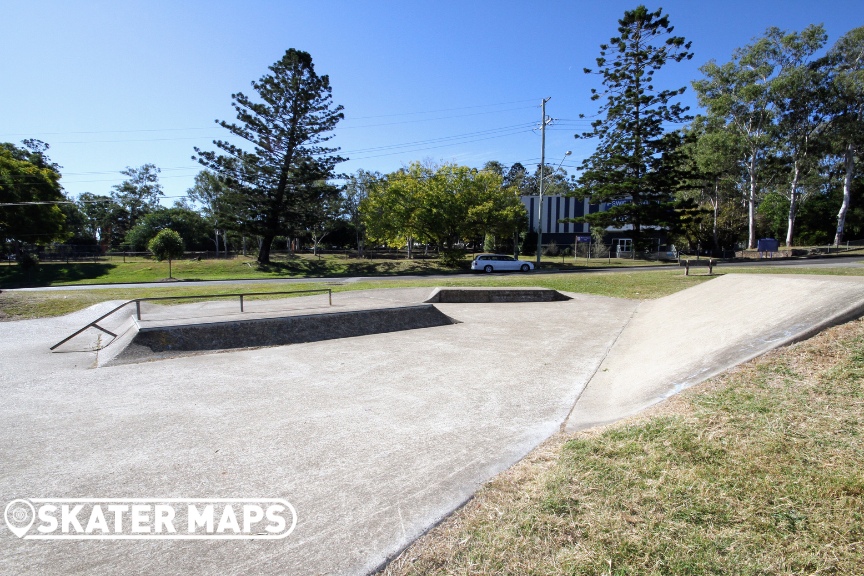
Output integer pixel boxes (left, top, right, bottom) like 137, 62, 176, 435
3, 266, 863, 322
0, 269, 712, 321
381, 316, 864, 575
0, 254, 462, 288
0, 252, 675, 289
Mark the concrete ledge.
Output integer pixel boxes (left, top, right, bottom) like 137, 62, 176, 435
101, 304, 459, 366
425, 287, 571, 303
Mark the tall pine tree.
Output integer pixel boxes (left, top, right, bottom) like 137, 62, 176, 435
575, 6, 693, 247
194, 49, 344, 264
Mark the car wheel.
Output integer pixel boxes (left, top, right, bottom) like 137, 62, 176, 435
484, 265, 493, 273
520, 264, 530, 272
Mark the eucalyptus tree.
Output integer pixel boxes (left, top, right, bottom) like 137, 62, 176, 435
342, 169, 380, 255
187, 170, 232, 256
576, 5, 694, 246
194, 49, 344, 264
825, 27, 864, 245
681, 115, 745, 250
767, 25, 828, 246
110, 164, 164, 239
694, 33, 779, 249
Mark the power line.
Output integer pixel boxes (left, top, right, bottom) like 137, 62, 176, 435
343, 98, 540, 120
347, 128, 533, 161
1, 100, 541, 138
339, 123, 535, 155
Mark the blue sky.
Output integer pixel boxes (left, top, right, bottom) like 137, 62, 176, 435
2, 0, 862, 204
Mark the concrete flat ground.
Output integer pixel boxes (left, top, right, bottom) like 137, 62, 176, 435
2, 275, 863, 575
0, 287, 636, 575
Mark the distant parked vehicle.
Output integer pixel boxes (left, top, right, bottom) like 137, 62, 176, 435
470, 254, 534, 273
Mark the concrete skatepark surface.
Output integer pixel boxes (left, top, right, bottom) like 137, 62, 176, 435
2, 274, 863, 575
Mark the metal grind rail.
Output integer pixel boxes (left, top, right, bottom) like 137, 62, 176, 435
50, 288, 332, 351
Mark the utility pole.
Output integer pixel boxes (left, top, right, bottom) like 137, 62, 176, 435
536, 97, 551, 265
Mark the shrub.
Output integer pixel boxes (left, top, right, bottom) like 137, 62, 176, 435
17, 252, 39, 271
440, 248, 467, 268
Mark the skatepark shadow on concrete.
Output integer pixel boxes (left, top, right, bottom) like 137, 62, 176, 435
3, 275, 864, 576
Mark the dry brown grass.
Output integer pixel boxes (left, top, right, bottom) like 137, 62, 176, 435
380, 318, 864, 575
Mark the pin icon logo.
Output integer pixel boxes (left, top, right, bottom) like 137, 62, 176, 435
5, 499, 35, 538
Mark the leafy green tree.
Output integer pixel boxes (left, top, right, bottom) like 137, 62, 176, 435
823, 26, 864, 245
576, 5, 694, 247
680, 115, 746, 251
504, 162, 529, 193
58, 196, 97, 245
361, 164, 426, 256
342, 169, 380, 256
110, 164, 164, 242
147, 229, 184, 279
304, 187, 342, 256
194, 49, 344, 264
124, 207, 212, 251
766, 25, 829, 246
694, 30, 782, 249
361, 162, 527, 257
0, 140, 67, 248
523, 164, 574, 197
467, 167, 526, 254
77, 193, 119, 246
187, 170, 232, 256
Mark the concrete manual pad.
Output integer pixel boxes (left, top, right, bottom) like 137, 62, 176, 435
0, 287, 636, 575
564, 273, 864, 431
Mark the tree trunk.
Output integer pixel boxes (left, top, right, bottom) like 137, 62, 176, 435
168, 258, 173, 279
712, 180, 720, 252
748, 153, 758, 249
785, 162, 800, 247
214, 230, 220, 258
258, 235, 274, 264
834, 143, 855, 246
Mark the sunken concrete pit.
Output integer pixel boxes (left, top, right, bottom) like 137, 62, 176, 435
90, 287, 571, 366
100, 304, 459, 366
424, 287, 571, 303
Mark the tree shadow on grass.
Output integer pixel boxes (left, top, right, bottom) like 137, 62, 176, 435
0, 263, 117, 288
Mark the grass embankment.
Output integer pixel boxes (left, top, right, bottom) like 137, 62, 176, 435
382, 317, 864, 575
0, 270, 710, 321
0, 253, 670, 289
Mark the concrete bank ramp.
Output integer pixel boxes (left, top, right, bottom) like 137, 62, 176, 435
100, 304, 458, 366
565, 273, 864, 432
